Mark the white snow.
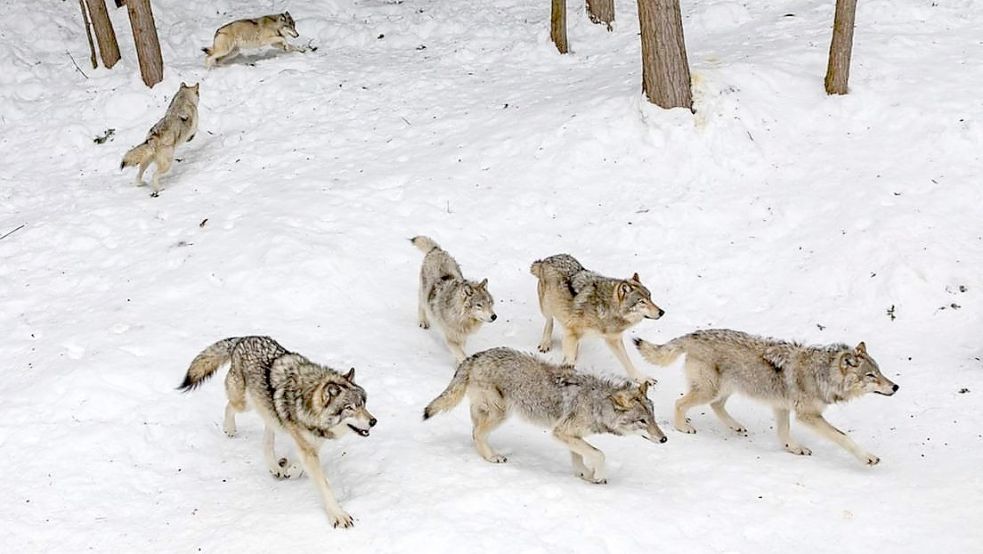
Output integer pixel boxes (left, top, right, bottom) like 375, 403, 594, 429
1, 0, 982, 551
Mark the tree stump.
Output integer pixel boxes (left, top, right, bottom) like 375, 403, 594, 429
86, 0, 121, 68
824, 0, 858, 95
586, 0, 614, 31
551, 0, 568, 54
126, 0, 163, 87
637, 0, 693, 110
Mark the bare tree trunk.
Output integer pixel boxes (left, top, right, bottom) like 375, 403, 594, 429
824, 0, 857, 95
551, 0, 568, 54
637, 0, 693, 110
126, 0, 163, 88
586, 0, 614, 31
86, 0, 121, 68
79, 0, 98, 69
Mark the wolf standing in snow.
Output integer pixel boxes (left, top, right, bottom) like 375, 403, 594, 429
411, 236, 497, 362
179, 336, 376, 528
120, 82, 199, 196
530, 254, 664, 383
634, 329, 898, 465
423, 347, 667, 483
203, 12, 306, 67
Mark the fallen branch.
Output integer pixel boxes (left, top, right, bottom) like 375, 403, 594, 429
66, 51, 89, 79
0, 224, 26, 241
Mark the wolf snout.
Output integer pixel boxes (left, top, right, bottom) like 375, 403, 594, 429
659, 435, 668, 443
892, 384, 899, 393
490, 314, 498, 322
369, 417, 378, 427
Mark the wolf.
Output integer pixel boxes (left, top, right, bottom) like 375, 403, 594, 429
203, 12, 306, 67
634, 329, 899, 465
411, 236, 497, 362
530, 254, 664, 383
120, 82, 199, 195
423, 347, 666, 483
179, 336, 377, 528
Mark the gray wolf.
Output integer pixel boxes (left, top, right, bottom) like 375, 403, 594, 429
120, 82, 199, 195
530, 254, 664, 382
179, 336, 377, 528
203, 12, 305, 67
412, 236, 496, 362
423, 347, 666, 483
634, 329, 898, 465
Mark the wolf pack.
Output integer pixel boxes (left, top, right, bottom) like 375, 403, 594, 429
132, 12, 900, 530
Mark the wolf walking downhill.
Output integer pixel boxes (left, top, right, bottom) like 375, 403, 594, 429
179, 336, 376, 528
635, 329, 898, 465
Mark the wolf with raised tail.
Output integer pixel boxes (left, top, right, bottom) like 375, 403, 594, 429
634, 329, 898, 465
179, 336, 376, 528
411, 236, 496, 363
120, 82, 199, 195
423, 347, 666, 483
530, 254, 664, 383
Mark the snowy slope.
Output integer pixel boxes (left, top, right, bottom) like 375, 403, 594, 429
1, 0, 982, 551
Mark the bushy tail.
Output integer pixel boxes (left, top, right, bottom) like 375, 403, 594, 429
202, 46, 212, 56
120, 141, 153, 170
410, 235, 440, 254
422, 362, 470, 420
178, 338, 240, 392
633, 337, 684, 366
529, 259, 544, 278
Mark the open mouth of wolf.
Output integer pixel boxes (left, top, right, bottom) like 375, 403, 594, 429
347, 424, 370, 437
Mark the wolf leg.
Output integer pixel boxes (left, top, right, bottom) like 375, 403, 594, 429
135, 158, 152, 186
774, 408, 811, 455
604, 335, 649, 383
264, 426, 303, 479
223, 368, 247, 437
561, 331, 581, 366
272, 37, 306, 53
554, 431, 606, 484
446, 336, 467, 363
538, 316, 554, 353
150, 148, 173, 194
797, 411, 879, 465
674, 385, 715, 434
417, 286, 430, 329
470, 401, 507, 463
710, 395, 746, 433
287, 427, 354, 528
570, 452, 591, 481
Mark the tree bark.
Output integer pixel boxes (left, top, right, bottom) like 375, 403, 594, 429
85, 0, 121, 68
551, 0, 568, 54
586, 0, 614, 31
126, 0, 163, 88
79, 0, 98, 69
637, 0, 693, 110
824, 0, 857, 95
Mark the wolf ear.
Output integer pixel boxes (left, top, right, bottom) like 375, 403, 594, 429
841, 353, 860, 372
617, 282, 632, 301
343, 368, 355, 382
631, 272, 641, 283
638, 380, 650, 397
478, 278, 488, 289
463, 284, 474, 297
855, 341, 867, 355
610, 391, 634, 411
324, 383, 341, 400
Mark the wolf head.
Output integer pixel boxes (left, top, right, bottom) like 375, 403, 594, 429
606, 381, 667, 443
463, 278, 497, 323
836, 342, 898, 399
316, 368, 377, 437
279, 12, 299, 38
179, 82, 200, 101
615, 273, 664, 323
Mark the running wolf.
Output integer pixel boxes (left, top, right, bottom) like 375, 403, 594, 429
412, 236, 497, 362
423, 347, 666, 483
179, 336, 377, 528
203, 12, 306, 67
120, 82, 199, 195
530, 254, 664, 382
634, 329, 898, 465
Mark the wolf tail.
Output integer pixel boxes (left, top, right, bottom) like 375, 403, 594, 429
178, 338, 241, 392
120, 140, 153, 170
202, 46, 212, 56
633, 337, 684, 366
410, 235, 440, 254
422, 361, 471, 420
529, 259, 544, 278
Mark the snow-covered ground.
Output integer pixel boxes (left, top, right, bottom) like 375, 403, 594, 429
2, 0, 982, 551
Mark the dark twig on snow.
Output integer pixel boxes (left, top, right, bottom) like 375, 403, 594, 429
66, 50, 89, 79
0, 224, 26, 241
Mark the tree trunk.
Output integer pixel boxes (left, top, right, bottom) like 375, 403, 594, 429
79, 0, 98, 69
126, 0, 163, 88
586, 0, 614, 31
824, 0, 857, 95
551, 0, 568, 54
637, 0, 693, 110
86, 0, 121, 68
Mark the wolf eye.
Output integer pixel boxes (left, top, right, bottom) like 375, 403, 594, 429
865, 373, 876, 379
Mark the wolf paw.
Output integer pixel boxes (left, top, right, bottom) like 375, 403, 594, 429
538, 342, 552, 353
270, 458, 304, 479
331, 511, 354, 529
150, 191, 160, 198
577, 471, 607, 485
418, 321, 430, 329
863, 453, 880, 466
731, 425, 748, 434
785, 444, 812, 456
223, 428, 237, 438
674, 421, 696, 434
484, 454, 508, 464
